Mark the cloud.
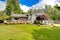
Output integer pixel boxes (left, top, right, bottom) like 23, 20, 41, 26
31, 0, 60, 9
0, 1, 6, 11
0, 1, 31, 12
0, 0, 60, 12
41, 0, 60, 6
20, 4, 31, 12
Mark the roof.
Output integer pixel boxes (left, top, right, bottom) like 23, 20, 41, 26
11, 14, 28, 17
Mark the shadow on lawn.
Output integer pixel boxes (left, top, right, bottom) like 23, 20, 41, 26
32, 27, 60, 40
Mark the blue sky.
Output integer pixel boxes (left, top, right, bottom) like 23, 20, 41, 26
0, 0, 40, 7
0, 0, 5, 2
20, 0, 40, 7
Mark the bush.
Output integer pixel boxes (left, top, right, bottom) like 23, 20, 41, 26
0, 11, 6, 21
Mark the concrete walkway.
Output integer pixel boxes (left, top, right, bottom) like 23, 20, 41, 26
53, 24, 60, 27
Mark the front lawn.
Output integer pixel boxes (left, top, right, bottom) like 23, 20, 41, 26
0, 24, 60, 40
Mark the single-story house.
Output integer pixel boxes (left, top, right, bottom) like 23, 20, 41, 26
10, 14, 29, 23
5, 11, 51, 24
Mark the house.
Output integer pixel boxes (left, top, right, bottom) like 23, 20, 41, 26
5, 11, 50, 24
29, 13, 49, 24
10, 14, 29, 23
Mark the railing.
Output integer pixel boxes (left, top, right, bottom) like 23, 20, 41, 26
54, 20, 60, 24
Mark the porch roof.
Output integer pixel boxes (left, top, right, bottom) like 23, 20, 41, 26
11, 14, 28, 17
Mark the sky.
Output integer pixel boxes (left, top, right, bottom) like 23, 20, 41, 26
0, 0, 60, 12
0, 0, 40, 6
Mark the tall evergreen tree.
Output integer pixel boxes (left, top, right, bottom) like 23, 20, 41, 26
6, 0, 22, 15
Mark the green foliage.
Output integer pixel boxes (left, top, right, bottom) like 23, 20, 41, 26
0, 11, 6, 20
29, 5, 60, 20
28, 9, 33, 14
6, 0, 22, 15
22, 11, 28, 14
0, 24, 60, 40
54, 4, 60, 11
44, 5, 60, 20
32, 27, 60, 40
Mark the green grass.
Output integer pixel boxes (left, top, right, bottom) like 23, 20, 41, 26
0, 24, 60, 40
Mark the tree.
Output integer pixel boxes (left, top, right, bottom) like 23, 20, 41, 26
43, 5, 60, 20
28, 9, 33, 14
54, 4, 60, 11
0, 11, 6, 23
6, 0, 22, 15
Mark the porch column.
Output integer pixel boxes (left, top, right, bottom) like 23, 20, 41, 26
11, 17, 15, 22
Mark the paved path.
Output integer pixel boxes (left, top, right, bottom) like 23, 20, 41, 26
53, 24, 60, 27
